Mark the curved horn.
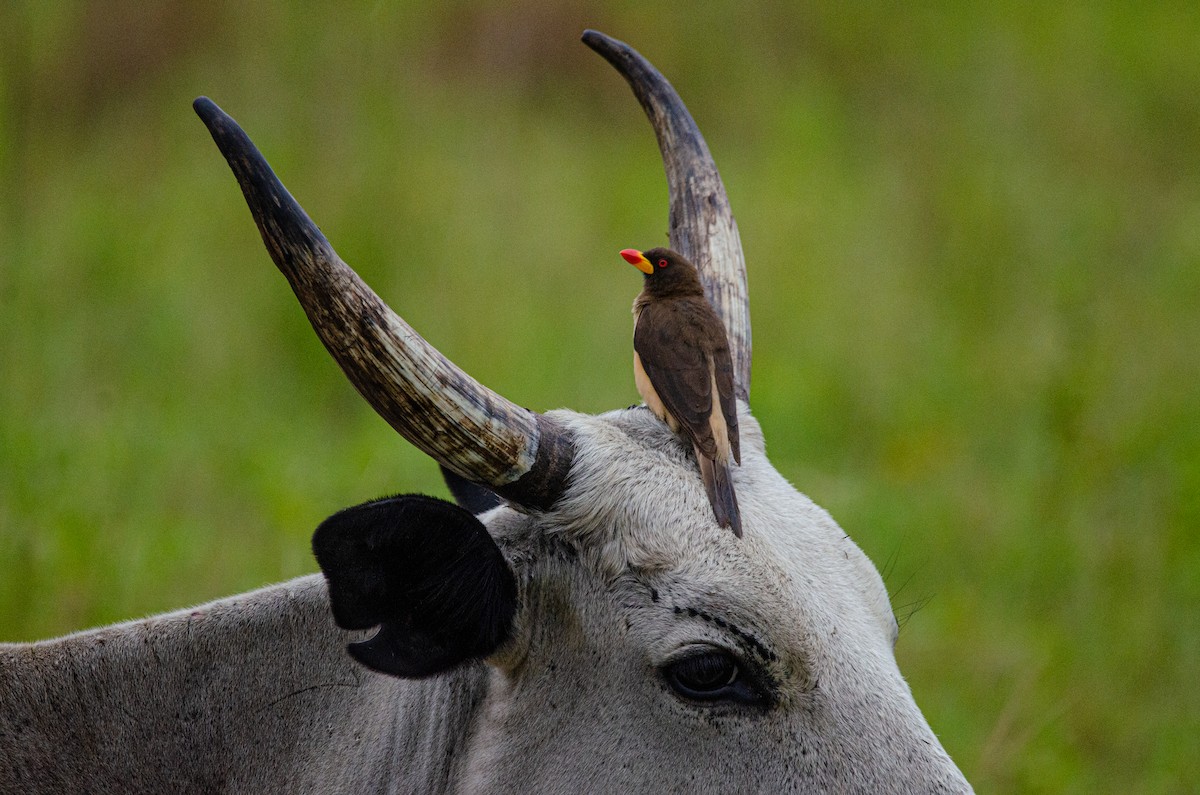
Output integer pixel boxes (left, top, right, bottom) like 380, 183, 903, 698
583, 30, 751, 401
194, 98, 573, 511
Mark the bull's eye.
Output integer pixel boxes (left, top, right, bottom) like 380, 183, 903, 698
662, 650, 766, 705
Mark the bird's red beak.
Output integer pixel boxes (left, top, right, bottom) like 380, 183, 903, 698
620, 248, 654, 275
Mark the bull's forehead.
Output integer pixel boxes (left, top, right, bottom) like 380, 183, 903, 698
472, 408, 964, 790
513, 406, 897, 659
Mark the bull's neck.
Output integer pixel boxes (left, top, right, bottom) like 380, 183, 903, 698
0, 574, 492, 795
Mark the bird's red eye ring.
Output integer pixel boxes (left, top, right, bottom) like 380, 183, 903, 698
658, 259, 669, 268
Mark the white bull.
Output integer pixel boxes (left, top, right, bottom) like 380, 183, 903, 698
0, 31, 972, 794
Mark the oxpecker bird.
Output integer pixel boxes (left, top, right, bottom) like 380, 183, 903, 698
620, 247, 742, 537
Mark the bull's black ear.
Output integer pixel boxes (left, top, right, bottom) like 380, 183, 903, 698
440, 465, 504, 515
312, 494, 517, 678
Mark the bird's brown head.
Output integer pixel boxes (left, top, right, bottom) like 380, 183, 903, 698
620, 247, 705, 298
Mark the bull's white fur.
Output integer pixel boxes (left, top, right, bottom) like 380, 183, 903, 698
0, 405, 971, 793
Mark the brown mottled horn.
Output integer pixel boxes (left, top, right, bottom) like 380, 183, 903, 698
583, 30, 752, 401
194, 98, 573, 511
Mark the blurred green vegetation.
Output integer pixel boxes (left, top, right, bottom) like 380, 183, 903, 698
1, 2, 1197, 791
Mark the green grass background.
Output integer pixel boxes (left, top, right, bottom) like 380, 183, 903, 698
2, 3, 1197, 791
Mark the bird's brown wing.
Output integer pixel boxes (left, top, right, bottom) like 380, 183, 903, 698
711, 339, 740, 465
634, 301, 721, 460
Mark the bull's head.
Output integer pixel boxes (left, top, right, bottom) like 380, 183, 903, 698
197, 30, 970, 794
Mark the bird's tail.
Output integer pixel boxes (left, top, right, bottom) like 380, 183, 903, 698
698, 451, 742, 538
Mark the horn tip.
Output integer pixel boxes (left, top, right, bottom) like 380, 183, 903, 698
581, 29, 623, 57
192, 96, 236, 142
192, 96, 219, 124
